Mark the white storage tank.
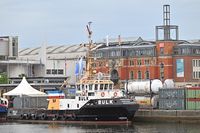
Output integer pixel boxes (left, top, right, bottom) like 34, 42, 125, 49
151, 95, 159, 108
134, 95, 159, 108
127, 79, 163, 94
163, 79, 175, 88
151, 79, 163, 93
135, 96, 151, 106
127, 81, 150, 94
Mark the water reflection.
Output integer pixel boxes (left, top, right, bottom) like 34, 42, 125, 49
0, 122, 200, 133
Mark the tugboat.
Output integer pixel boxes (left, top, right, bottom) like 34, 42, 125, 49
45, 77, 139, 121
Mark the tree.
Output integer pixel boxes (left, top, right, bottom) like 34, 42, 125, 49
0, 73, 8, 84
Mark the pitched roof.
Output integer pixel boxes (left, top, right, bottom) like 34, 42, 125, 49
3, 77, 46, 96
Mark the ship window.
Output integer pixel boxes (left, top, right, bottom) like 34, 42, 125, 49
77, 104, 79, 108
100, 84, 104, 90
77, 85, 81, 91
88, 92, 94, 96
85, 85, 88, 90
89, 84, 93, 90
109, 84, 113, 90
67, 104, 69, 108
104, 84, 108, 90
82, 85, 84, 90
95, 84, 98, 90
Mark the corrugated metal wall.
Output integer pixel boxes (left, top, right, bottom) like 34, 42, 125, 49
159, 88, 185, 110
186, 87, 200, 110
13, 96, 48, 109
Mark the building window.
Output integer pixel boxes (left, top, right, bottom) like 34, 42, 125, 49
129, 50, 135, 56
129, 60, 134, 66
160, 72, 164, 80
160, 63, 164, 69
192, 59, 200, 79
110, 50, 116, 57
116, 50, 120, 56
144, 59, 150, 66
160, 47, 164, 55
145, 71, 150, 79
122, 50, 128, 56
97, 52, 103, 58
52, 69, 58, 74
138, 71, 142, 79
137, 59, 142, 66
58, 69, 64, 74
160, 63, 164, 80
46, 69, 51, 74
130, 71, 134, 80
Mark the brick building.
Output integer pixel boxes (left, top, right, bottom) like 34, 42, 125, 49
91, 38, 200, 87
91, 5, 200, 87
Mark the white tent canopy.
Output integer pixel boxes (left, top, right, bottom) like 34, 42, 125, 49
3, 77, 47, 96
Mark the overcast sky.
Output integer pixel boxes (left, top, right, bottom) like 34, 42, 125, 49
0, 0, 199, 48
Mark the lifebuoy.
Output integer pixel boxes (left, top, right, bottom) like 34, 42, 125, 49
114, 92, 117, 97
101, 92, 105, 97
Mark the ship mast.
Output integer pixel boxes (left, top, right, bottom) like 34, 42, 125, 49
85, 22, 95, 79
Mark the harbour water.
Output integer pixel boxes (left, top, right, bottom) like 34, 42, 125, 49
0, 122, 200, 133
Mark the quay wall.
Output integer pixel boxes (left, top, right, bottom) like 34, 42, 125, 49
135, 109, 200, 123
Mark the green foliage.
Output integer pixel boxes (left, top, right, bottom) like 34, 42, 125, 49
0, 73, 8, 84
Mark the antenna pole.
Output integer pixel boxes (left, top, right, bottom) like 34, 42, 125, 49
86, 22, 94, 78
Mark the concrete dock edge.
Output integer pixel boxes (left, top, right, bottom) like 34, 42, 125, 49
134, 109, 200, 123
